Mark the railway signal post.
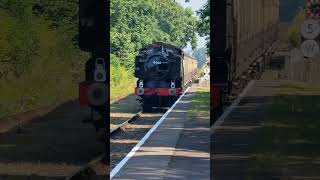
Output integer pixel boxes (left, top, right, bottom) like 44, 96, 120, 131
78, 0, 109, 144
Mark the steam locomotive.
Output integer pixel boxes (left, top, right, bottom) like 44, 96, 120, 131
134, 42, 197, 112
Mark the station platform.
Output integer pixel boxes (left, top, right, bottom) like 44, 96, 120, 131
211, 80, 281, 180
112, 88, 210, 180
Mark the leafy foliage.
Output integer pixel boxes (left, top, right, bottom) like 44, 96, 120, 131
110, 0, 199, 68
0, 1, 87, 118
287, 9, 305, 47
0, 0, 206, 109
0, 1, 39, 78
0, 0, 33, 19
110, 0, 201, 99
197, 0, 209, 50
32, 0, 78, 28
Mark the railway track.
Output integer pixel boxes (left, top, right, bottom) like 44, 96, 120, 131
110, 111, 143, 136
72, 88, 196, 179
66, 111, 144, 180
65, 153, 107, 180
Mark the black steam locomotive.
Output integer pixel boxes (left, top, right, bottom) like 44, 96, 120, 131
134, 42, 197, 112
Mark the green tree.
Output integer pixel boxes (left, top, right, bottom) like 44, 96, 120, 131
110, 0, 199, 68
287, 9, 305, 47
0, 0, 88, 117
197, 0, 209, 50
0, 0, 39, 77
0, 0, 33, 19
32, 0, 78, 29
110, 0, 200, 98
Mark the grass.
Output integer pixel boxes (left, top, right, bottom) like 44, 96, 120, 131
188, 87, 210, 120
248, 81, 320, 179
110, 78, 135, 102
110, 64, 136, 102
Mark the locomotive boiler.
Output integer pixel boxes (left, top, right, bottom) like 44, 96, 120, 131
134, 42, 197, 112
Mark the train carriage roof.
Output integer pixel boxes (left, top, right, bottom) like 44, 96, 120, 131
139, 42, 182, 53
139, 41, 196, 61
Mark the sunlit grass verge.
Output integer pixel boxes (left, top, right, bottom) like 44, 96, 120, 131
188, 87, 210, 120
110, 63, 136, 102
248, 81, 320, 179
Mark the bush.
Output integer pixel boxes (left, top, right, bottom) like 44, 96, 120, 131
110, 54, 136, 100
288, 27, 300, 48
0, 9, 88, 119
287, 9, 305, 48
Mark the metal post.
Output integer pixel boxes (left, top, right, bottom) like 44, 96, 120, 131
17, 96, 22, 134
91, 108, 93, 121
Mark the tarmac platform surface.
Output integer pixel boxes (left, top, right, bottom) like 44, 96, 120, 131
112, 88, 210, 180
211, 80, 281, 180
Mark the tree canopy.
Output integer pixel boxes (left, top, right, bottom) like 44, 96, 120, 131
196, 0, 209, 50
0, 0, 89, 115
110, 0, 199, 68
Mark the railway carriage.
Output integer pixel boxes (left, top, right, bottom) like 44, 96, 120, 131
134, 42, 197, 112
212, 0, 279, 119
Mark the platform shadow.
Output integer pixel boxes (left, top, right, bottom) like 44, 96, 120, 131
211, 92, 320, 180
0, 100, 105, 179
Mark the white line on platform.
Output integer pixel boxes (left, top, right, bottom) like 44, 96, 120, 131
210, 80, 255, 135
110, 87, 191, 179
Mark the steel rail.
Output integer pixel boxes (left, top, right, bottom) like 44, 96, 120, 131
65, 153, 106, 180
110, 111, 143, 136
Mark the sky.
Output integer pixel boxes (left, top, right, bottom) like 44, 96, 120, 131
176, 0, 207, 50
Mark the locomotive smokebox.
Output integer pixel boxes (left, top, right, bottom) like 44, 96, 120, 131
145, 54, 170, 80
134, 42, 181, 81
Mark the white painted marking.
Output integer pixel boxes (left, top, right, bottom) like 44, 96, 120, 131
210, 80, 255, 135
110, 87, 191, 179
